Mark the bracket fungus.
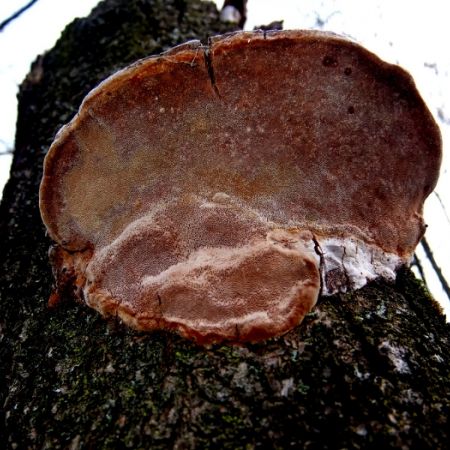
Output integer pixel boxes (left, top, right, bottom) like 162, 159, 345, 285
40, 30, 441, 344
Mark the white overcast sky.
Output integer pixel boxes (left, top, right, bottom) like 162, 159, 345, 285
0, 0, 449, 317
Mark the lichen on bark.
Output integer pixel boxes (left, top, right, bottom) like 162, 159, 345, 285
0, 1, 448, 448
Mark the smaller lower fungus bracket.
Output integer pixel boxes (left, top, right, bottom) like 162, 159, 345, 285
39, 30, 441, 344
83, 213, 322, 344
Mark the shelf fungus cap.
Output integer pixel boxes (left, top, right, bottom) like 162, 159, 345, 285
39, 30, 441, 344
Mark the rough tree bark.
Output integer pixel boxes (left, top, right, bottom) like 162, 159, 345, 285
0, 1, 448, 448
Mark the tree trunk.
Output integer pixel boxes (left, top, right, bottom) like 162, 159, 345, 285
0, 1, 448, 448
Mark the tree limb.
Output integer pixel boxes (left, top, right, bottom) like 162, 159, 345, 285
0, 0, 39, 32
412, 252, 427, 284
421, 236, 450, 302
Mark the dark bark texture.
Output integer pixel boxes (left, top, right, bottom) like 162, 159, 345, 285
0, 1, 449, 448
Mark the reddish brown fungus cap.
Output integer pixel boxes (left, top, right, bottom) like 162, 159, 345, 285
39, 30, 441, 344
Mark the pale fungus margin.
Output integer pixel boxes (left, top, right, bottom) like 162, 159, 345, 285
39, 30, 441, 344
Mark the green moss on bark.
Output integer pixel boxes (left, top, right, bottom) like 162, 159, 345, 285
0, 1, 449, 448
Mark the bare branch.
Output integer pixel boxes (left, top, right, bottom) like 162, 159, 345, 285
412, 253, 427, 284
421, 236, 450, 303
0, 0, 39, 33
314, 10, 340, 28
433, 191, 450, 225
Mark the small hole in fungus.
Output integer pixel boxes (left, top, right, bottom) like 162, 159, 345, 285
344, 67, 352, 75
348, 106, 355, 114
322, 55, 338, 68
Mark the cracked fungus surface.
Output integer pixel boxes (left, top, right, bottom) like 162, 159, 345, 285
39, 30, 441, 344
